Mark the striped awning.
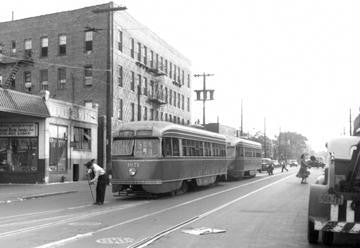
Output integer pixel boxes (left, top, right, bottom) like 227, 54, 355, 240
0, 88, 50, 118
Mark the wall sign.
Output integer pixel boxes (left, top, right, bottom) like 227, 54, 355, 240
0, 123, 38, 137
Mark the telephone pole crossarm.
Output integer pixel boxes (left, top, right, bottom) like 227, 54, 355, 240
193, 73, 215, 126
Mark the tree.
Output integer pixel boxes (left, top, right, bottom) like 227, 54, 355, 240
276, 132, 308, 161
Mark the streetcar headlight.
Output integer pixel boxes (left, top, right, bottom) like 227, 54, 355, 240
128, 167, 137, 176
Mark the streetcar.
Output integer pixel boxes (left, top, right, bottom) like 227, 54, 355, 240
225, 136, 262, 179
111, 121, 227, 195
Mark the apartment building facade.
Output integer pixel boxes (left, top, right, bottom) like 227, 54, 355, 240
0, 2, 192, 168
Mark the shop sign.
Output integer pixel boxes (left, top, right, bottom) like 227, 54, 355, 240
0, 123, 38, 137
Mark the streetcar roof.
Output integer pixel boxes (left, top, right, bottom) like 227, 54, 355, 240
113, 121, 226, 142
327, 136, 360, 160
225, 135, 262, 149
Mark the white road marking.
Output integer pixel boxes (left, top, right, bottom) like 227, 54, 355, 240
35, 173, 296, 248
96, 237, 134, 244
128, 174, 295, 248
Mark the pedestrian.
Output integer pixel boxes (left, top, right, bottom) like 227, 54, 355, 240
85, 159, 108, 205
296, 154, 310, 184
280, 156, 288, 172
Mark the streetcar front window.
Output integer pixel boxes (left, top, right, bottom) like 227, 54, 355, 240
134, 139, 160, 158
112, 139, 134, 156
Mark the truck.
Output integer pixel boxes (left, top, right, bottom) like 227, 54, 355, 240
307, 136, 360, 245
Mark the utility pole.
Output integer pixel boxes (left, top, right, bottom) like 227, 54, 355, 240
264, 117, 267, 158
240, 99, 243, 136
194, 73, 214, 126
350, 108, 352, 136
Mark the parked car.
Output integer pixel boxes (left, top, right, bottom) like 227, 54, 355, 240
272, 160, 280, 168
259, 158, 273, 172
308, 136, 360, 245
288, 159, 298, 167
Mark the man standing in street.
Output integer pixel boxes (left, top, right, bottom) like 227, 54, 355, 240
85, 159, 107, 205
280, 155, 288, 172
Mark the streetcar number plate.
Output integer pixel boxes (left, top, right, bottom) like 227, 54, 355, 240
319, 193, 343, 205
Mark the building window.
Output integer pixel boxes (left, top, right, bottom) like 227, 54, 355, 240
84, 65, 93, 86
0, 75, 2, 86
155, 53, 159, 69
169, 62, 172, 79
85, 31, 93, 53
11, 41, 16, 55
24, 39, 32, 58
169, 114, 172, 122
73, 127, 91, 150
49, 124, 68, 172
174, 65, 177, 81
181, 95, 185, 110
137, 42, 142, 61
24, 71, 31, 91
169, 89, 172, 104
40, 37, 48, 57
118, 66, 123, 87
137, 104, 142, 121
160, 57, 163, 71
165, 113, 168, 121
0, 135, 39, 173
143, 77, 148, 96
174, 91, 177, 106
40, 69, 48, 90
58, 68, 66, 89
0, 43, 3, 54
160, 112, 163, 121
59, 35, 66, 56
144, 106, 148, 120
137, 74, 142, 94
164, 59, 168, 74
131, 103, 135, 121
165, 87, 168, 103
150, 50, 154, 68
182, 70, 185, 85
177, 93, 180, 108
187, 74, 191, 88
131, 71, 135, 91
130, 38, 134, 58
118, 30, 123, 52
187, 97, 190, 112
150, 108, 154, 120
155, 110, 159, 121
119, 98, 123, 120
143, 45, 147, 65
178, 67, 181, 82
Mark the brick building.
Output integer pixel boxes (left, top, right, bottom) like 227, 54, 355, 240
0, 2, 192, 168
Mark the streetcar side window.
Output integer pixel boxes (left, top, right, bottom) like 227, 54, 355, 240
162, 137, 172, 157
220, 145, 226, 157
204, 142, 211, 156
172, 138, 180, 156
236, 146, 244, 158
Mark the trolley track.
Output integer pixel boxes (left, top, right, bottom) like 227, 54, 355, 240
31, 171, 296, 248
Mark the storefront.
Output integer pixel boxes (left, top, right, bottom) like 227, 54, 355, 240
0, 88, 98, 183
0, 122, 45, 183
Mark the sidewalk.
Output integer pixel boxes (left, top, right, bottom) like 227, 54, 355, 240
0, 180, 91, 204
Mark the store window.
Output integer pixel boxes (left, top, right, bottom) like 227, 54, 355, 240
0, 123, 39, 173
73, 127, 91, 150
49, 124, 68, 172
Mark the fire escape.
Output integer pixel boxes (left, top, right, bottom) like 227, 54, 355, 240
135, 60, 167, 107
0, 51, 34, 89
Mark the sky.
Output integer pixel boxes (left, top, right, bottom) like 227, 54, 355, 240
1, 0, 359, 152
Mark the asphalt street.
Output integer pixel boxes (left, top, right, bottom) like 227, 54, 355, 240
0, 167, 359, 248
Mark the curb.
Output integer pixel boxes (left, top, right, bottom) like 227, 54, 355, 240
0, 190, 78, 204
